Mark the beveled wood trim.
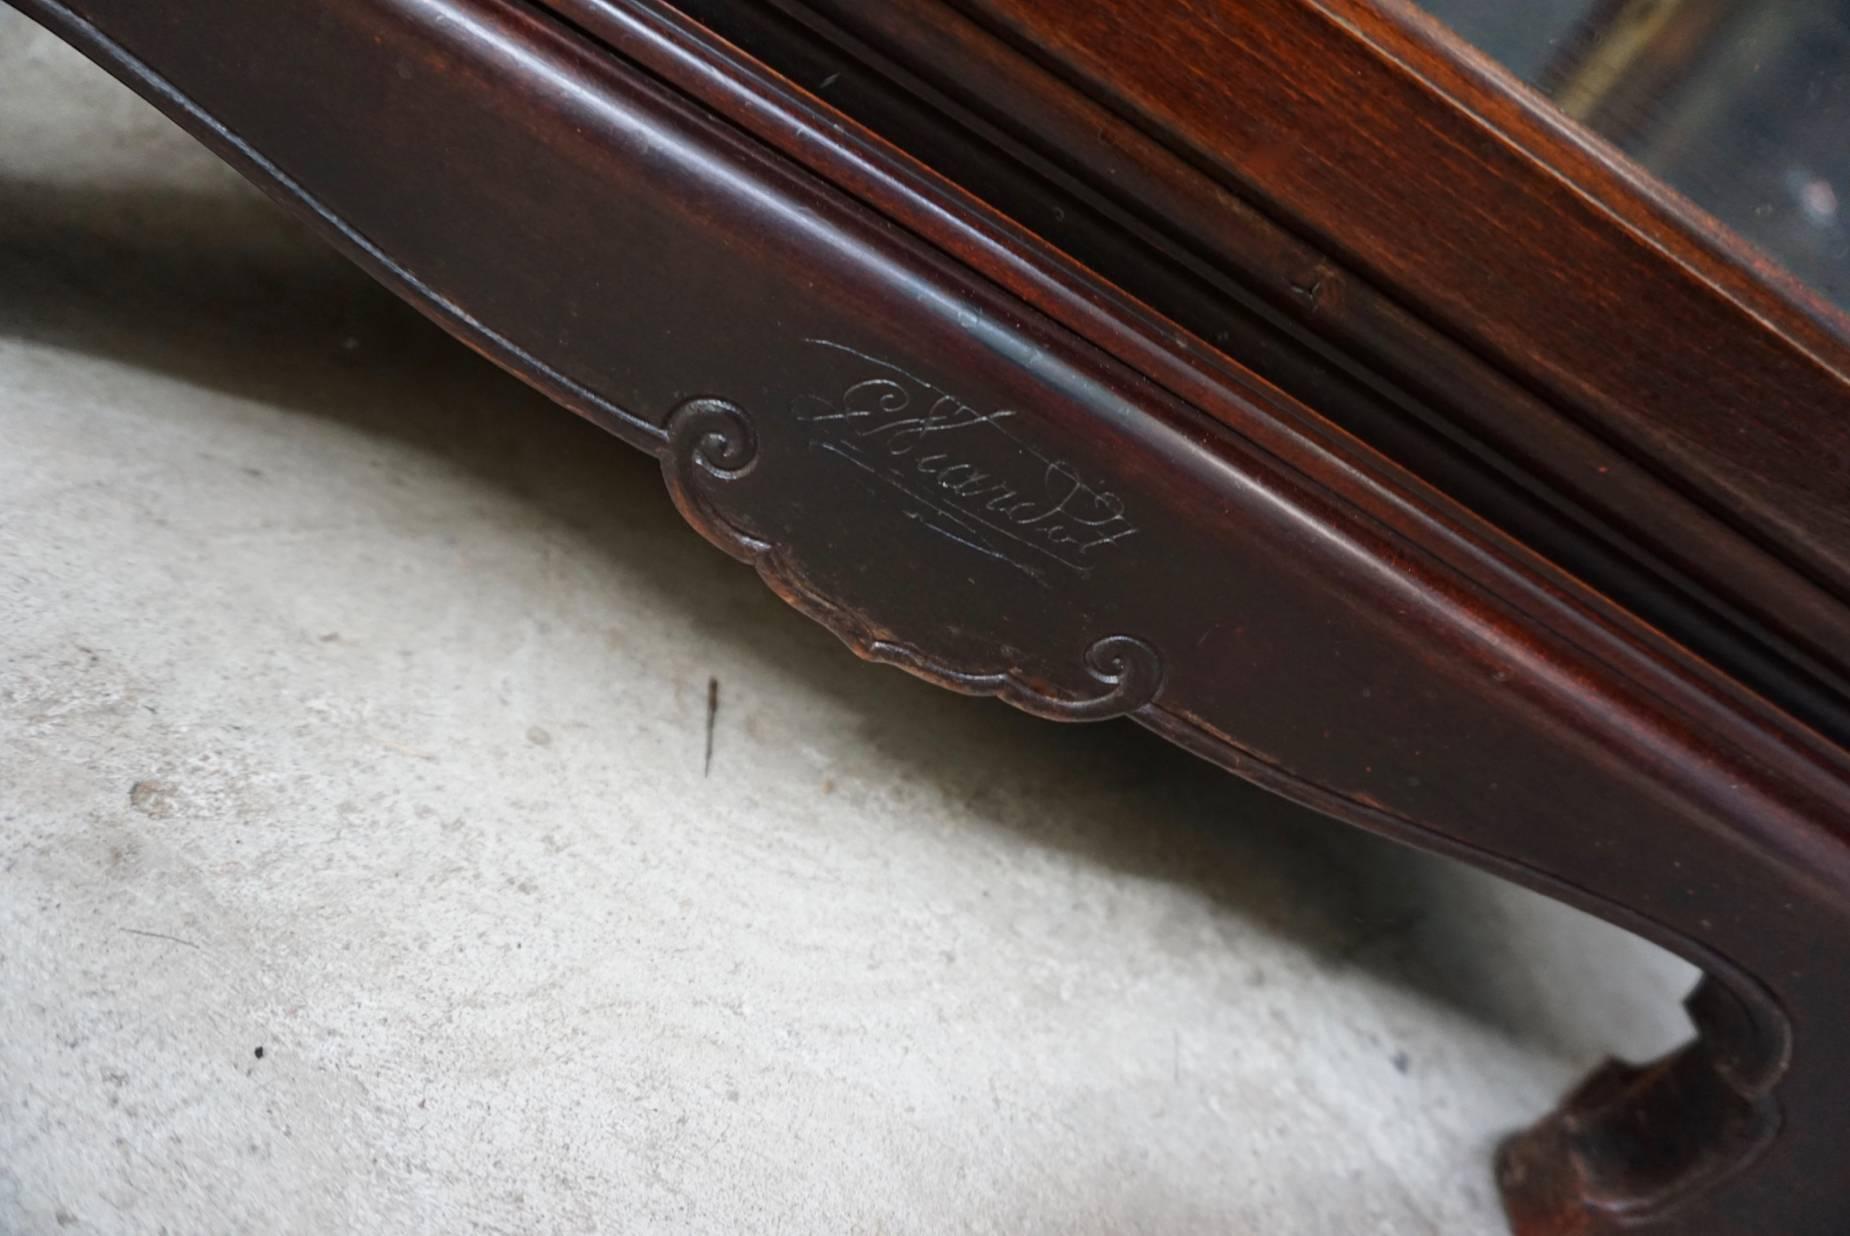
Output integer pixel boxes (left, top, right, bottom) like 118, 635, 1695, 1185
936, 0, 1850, 598
702, 0, 1850, 744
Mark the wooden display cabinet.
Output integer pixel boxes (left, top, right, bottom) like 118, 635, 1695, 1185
13, 0, 1850, 1230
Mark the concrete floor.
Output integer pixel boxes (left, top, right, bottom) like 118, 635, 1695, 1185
0, 17, 1699, 1235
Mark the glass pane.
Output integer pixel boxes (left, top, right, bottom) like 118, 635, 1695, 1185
1420, 0, 1850, 313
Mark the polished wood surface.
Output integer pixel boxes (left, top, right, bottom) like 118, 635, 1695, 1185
929, 0, 1850, 603
670, 0, 1850, 745
12, 0, 1850, 1231
1423, 0, 1850, 314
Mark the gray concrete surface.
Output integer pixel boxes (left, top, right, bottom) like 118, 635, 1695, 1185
0, 17, 1699, 1235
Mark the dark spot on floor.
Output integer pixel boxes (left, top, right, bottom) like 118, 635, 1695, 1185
704, 676, 720, 776
128, 779, 177, 819
254, 1045, 265, 1060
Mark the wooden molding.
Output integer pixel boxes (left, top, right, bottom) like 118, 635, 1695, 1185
14, 0, 1850, 1229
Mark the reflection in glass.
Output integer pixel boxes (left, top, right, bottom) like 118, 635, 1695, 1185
1420, 0, 1850, 313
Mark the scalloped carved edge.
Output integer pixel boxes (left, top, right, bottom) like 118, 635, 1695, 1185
657, 396, 1164, 722
657, 394, 1786, 1224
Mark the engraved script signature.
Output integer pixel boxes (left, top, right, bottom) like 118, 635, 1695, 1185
794, 340, 1139, 583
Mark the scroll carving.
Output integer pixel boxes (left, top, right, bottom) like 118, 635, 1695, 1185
658, 395, 1163, 722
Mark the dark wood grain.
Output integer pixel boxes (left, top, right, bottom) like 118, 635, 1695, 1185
936, 0, 1850, 594
667, 0, 1850, 749
12, 0, 1850, 1231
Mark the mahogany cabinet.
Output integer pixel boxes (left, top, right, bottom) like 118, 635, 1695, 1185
12, 0, 1850, 1230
